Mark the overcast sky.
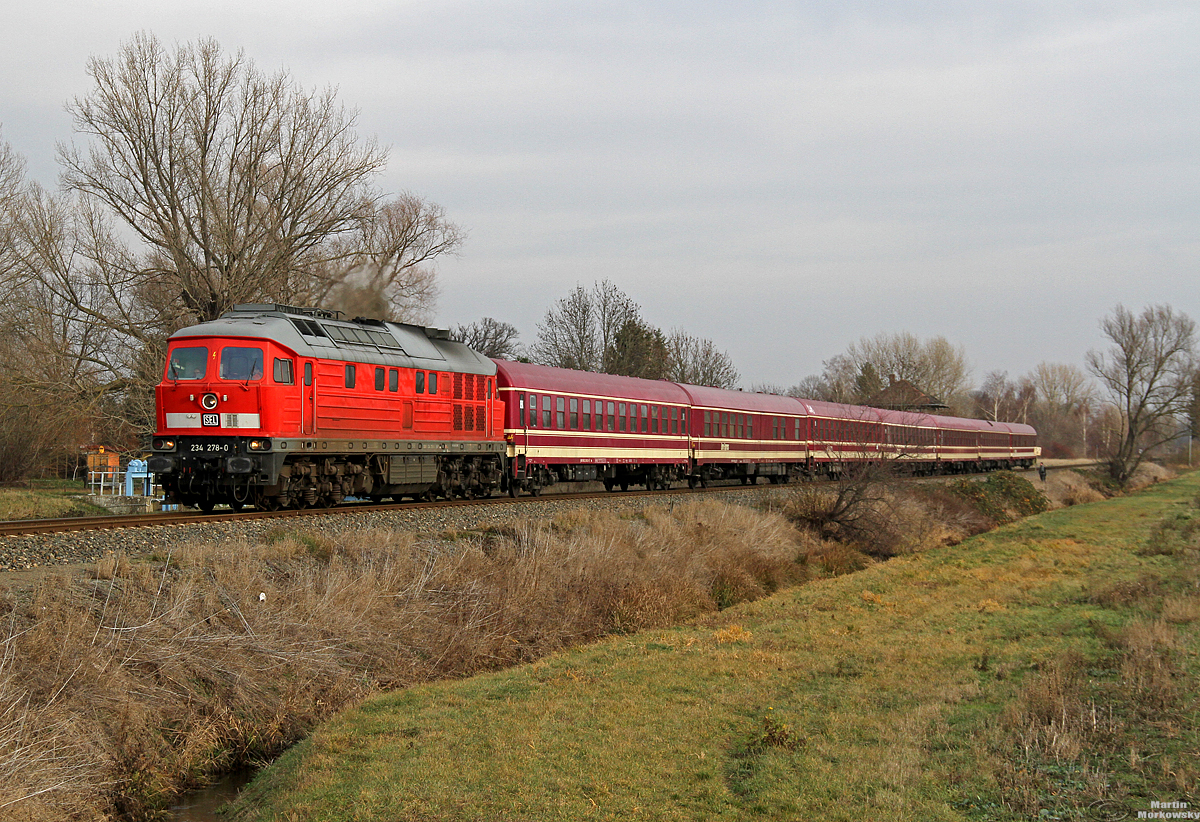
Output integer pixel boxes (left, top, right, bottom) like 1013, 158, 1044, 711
2, 1, 1197, 388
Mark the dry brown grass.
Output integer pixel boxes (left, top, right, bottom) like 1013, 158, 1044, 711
1043, 470, 1106, 508
0, 500, 830, 820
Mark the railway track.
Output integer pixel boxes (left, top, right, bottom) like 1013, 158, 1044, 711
1, 460, 1072, 539
0, 485, 701, 538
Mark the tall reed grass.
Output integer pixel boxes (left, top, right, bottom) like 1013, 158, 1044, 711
0, 500, 830, 820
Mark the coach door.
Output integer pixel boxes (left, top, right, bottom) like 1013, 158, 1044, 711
302, 360, 316, 435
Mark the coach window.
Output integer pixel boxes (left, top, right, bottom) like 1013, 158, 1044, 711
637, 405, 647, 433
616, 403, 626, 432
650, 406, 659, 434
273, 358, 294, 385
670, 407, 678, 434
221, 347, 264, 381
415, 371, 425, 394
526, 394, 535, 427
556, 397, 566, 429
375, 367, 385, 391
543, 397, 552, 428
570, 398, 578, 429
605, 401, 615, 431
389, 369, 399, 392
583, 399, 591, 430
344, 364, 356, 389
428, 372, 438, 394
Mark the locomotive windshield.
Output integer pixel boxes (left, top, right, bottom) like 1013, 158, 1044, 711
220, 347, 264, 381
166, 346, 208, 381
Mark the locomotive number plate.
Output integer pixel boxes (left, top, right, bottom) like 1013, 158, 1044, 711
202, 413, 219, 427
189, 442, 232, 453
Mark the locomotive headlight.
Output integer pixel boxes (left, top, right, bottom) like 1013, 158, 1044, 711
247, 439, 272, 452
152, 438, 176, 451
200, 393, 219, 410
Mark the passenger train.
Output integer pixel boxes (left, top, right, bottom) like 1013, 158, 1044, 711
147, 304, 1039, 511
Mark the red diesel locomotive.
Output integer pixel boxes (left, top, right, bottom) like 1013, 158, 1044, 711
148, 304, 505, 511
148, 304, 1039, 509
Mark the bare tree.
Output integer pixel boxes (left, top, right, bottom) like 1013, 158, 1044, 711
530, 280, 639, 371
819, 332, 972, 412
58, 33, 459, 328
664, 329, 739, 389
973, 370, 1035, 423
1086, 304, 1196, 484
453, 317, 522, 359
787, 375, 834, 401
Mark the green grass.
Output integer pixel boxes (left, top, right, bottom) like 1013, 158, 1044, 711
0, 483, 107, 519
230, 473, 1200, 822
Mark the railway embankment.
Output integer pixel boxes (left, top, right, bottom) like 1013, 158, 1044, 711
0, 465, 1186, 820
230, 468, 1199, 822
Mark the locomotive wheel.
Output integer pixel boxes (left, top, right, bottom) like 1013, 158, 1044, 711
508, 484, 518, 498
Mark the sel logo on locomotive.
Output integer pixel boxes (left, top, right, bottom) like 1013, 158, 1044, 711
202, 413, 219, 427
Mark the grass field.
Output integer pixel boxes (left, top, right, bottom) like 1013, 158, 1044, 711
230, 472, 1200, 822
0, 481, 107, 519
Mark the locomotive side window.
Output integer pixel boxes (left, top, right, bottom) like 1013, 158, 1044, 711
429, 373, 438, 394
304, 362, 313, 386
344, 364, 356, 389
273, 358, 294, 385
167, 346, 208, 381
220, 347, 264, 381
389, 369, 398, 392
415, 371, 425, 393
375, 367, 385, 391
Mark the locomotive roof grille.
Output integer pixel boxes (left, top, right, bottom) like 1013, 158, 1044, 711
232, 302, 342, 320
322, 323, 406, 352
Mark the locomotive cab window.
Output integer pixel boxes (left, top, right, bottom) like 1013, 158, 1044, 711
166, 346, 208, 381
220, 347, 264, 381
375, 367, 385, 391
389, 369, 399, 392
304, 362, 313, 386
273, 358, 294, 385
428, 372, 438, 394
415, 371, 425, 393
344, 364, 356, 389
